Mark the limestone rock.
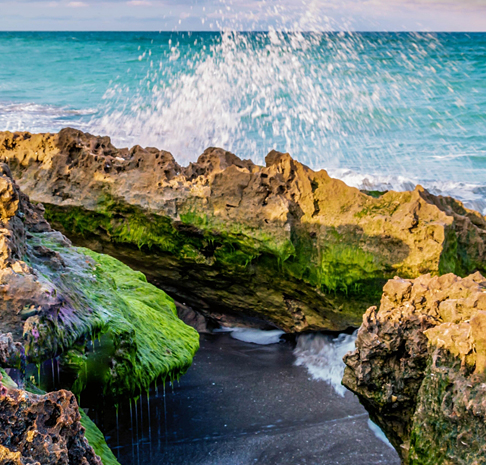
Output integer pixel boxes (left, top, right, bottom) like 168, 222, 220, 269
343, 272, 486, 464
0, 375, 102, 465
1, 128, 485, 332
0, 152, 198, 400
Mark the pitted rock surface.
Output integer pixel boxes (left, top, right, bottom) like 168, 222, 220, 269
1, 128, 485, 331
343, 272, 486, 464
0, 375, 101, 465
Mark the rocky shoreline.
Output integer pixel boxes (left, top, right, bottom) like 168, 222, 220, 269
0, 149, 198, 462
1, 128, 485, 333
0, 128, 485, 463
343, 272, 486, 464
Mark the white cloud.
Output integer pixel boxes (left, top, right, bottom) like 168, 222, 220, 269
68, 1, 88, 7
127, 0, 152, 5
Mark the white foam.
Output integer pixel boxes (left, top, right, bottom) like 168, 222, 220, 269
214, 327, 285, 345
0, 101, 94, 134
293, 331, 357, 397
368, 419, 394, 449
329, 167, 486, 215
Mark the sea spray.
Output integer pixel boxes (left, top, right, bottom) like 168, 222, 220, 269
293, 331, 357, 397
294, 331, 394, 448
1, 32, 485, 211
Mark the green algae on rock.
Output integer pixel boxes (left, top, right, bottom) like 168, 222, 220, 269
26, 231, 199, 398
56, 245, 200, 398
0, 159, 199, 399
343, 272, 486, 464
1, 128, 485, 332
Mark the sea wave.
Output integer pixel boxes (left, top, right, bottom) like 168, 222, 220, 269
0, 102, 95, 134
293, 331, 357, 397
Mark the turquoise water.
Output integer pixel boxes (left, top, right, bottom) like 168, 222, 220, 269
1, 31, 485, 211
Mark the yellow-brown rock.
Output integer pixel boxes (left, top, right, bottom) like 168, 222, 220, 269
1, 128, 485, 331
0, 374, 102, 465
343, 272, 486, 464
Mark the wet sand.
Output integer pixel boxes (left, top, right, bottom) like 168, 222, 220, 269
98, 333, 400, 465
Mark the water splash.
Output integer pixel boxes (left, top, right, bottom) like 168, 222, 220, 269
293, 331, 357, 397
368, 418, 394, 449
89, 29, 486, 212
1, 28, 485, 209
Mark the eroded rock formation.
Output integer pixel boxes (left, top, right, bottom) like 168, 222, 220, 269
343, 272, 486, 464
0, 146, 199, 464
1, 128, 485, 332
0, 371, 102, 465
0, 158, 199, 399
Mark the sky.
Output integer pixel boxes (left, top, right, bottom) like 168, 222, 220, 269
0, 0, 486, 31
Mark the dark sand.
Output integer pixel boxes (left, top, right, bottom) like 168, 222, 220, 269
98, 333, 400, 465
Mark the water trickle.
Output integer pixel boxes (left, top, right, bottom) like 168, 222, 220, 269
163, 382, 168, 445
50, 359, 55, 389
134, 396, 139, 445
139, 394, 143, 443
146, 390, 151, 438
55, 358, 60, 386
129, 398, 135, 458
115, 404, 120, 454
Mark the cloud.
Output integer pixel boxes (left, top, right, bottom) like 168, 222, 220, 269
127, 0, 152, 5
68, 1, 88, 7
0, 0, 485, 31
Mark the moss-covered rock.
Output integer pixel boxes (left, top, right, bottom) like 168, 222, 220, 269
343, 272, 486, 464
25, 232, 199, 399
1, 128, 485, 331
0, 159, 199, 400
0, 151, 198, 465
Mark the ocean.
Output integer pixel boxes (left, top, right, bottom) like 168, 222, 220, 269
1, 31, 485, 212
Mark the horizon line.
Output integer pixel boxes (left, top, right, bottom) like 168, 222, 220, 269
1, 29, 486, 33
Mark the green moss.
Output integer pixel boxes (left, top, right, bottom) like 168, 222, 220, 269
72, 248, 200, 398
23, 232, 199, 400
353, 194, 404, 220
44, 199, 387, 305
409, 366, 452, 464
360, 190, 388, 198
79, 410, 120, 465
283, 226, 385, 300
438, 225, 475, 277
408, 355, 486, 465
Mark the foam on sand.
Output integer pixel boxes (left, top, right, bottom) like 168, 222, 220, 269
214, 327, 285, 345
